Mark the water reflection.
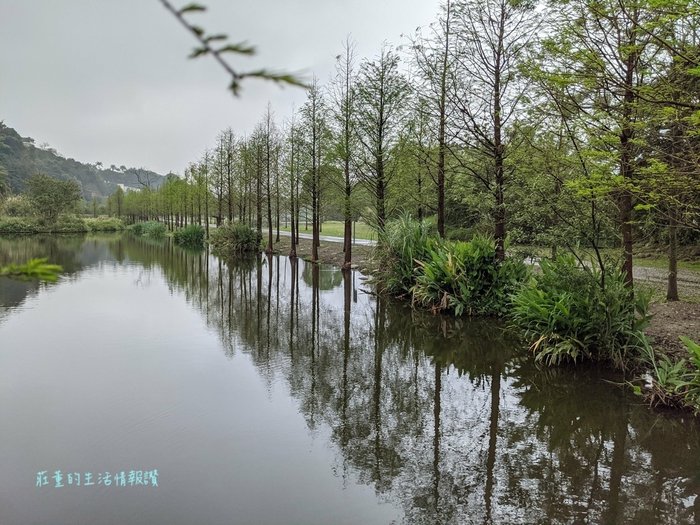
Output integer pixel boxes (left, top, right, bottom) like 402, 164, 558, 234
2, 234, 700, 524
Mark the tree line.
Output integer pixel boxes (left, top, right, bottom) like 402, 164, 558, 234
108, 0, 699, 295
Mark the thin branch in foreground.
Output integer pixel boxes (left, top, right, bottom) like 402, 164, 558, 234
159, 0, 308, 95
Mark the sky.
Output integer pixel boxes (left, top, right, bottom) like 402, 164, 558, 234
0, 0, 442, 175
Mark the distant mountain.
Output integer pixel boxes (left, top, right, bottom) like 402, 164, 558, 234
0, 122, 166, 200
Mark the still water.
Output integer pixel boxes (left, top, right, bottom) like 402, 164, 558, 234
1, 234, 700, 525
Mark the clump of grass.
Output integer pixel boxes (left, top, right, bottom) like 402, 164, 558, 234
127, 221, 166, 239
411, 235, 528, 317
173, 224, 205, 248
85, 217, 125, 231
374, 214, 433, 296
209, 222, 261, 255
0, 217, 38, 234
640, 337, 700, 414
374, 214, 528, 316
37, 215, 89, 233
0, 258, 62, 282
510, 254, 651, 367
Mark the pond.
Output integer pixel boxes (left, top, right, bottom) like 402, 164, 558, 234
1, 234, 700, 525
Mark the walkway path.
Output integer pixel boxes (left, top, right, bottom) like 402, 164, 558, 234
271, 229, 377, 247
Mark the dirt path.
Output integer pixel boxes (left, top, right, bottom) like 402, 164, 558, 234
633, 266, 700, 300
270, 236, 376, 272
645, 301, 700, 358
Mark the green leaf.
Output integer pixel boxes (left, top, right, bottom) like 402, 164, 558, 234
189, 46, 209, 59
217, 42, 256, 56
179, 3, 206, 14
204, 34, 227, 44
228, 79, 242, 96
242, 69, 308, 89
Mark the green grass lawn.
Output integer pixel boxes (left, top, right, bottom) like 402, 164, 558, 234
513, 245, 700, 272
276, 220, 377, 241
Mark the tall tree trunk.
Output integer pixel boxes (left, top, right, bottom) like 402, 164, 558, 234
619, 25, 638, 290
256, 145, 263, 235
266, 124, 273, 254
493, 9, 505, 261
376, 153, 386, 230
667, 211, 679, 301
289, 129, 297, 259
436, 0, 451, 238
343, 170, 352, 269
417, 172, 424, 221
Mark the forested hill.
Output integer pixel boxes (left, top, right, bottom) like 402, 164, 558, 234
0, 122, 165, 199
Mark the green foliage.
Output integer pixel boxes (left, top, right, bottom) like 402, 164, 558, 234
84, 217, 125, 231
510, 254, 651, 367
0, 215, 116, 234
0, 258, 62, 282
126, 222, 145, 236
143, 221, 166, 238
0, 123, 165, 199
161, 0, 307, 96
375, 214, 433, 295
411, 235, 529, 317
209, 222, 261, 255
375, 215, 528, 316
643, 337, 700, 414
445, 227, 472, 241
0, 163, 8, 199
127, 221, 166, 239
27, 174, 82, 222
40, 215, 89, 233
1, 195, 34, 217
173, 224, 205, 248
0, 217, 38, 234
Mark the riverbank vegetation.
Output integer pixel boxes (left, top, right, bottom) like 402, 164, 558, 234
0, 215, 124, 234
126, 221, 166, 239
0, 258, 62, 282
209, 222, 262, 255
173, 224, 205, 248
1, 0, 698, 414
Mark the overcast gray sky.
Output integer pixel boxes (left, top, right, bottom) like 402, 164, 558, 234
0, 0, 441, 175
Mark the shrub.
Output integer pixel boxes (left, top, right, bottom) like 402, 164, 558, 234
27, 174, 81, 222
411, 235, 528, 317
0, 258, 62, 282
209, 222, 261, 255
374, 216, 528, 316
375, 214, 433, 295
126, 222, 145, 236
85, 217, 125, 231
1, 195, 34, 217
510, 254, 651, 367
0, 217, 38, 234
38, 215, 89, 233
173, 224, 205, 248
142, 221, 166, 238
127, 221, 166, 239
445, 227, 472, 241
642, 337, 700, 414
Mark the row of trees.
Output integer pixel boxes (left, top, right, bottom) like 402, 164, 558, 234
108, 0, 699, 296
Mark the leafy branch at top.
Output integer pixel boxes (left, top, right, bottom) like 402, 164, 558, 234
159, 0, 308, 95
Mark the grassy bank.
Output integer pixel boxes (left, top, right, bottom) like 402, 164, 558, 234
0, 215, 125, 234
370, 217, 700, 416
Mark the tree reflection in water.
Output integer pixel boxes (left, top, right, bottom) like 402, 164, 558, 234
2, 234, 700, 524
